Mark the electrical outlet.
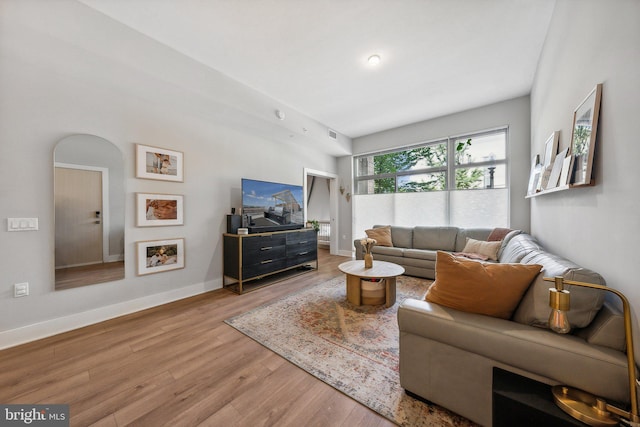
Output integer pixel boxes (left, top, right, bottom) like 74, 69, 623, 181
14, 282, 29, 298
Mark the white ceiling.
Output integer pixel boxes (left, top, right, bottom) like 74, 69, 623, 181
79, 0, 556, 139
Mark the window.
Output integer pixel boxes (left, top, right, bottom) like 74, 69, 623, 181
352, 128, 508, 233
354, 128, 507, 194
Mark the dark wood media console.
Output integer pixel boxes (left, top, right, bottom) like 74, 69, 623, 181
223, 228, 318, 294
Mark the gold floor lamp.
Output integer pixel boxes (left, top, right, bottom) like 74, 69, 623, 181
547, 276, 640, 427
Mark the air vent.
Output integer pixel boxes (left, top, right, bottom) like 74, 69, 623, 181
328, 129, 338, 140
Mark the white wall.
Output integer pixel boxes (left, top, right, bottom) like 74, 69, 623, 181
0, 0, 342, 347
350, 96, 532, 233
306, 176, 331, 222
530, 0, 640, 358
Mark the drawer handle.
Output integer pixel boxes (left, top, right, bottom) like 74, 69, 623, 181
261, 246, 272, 251
298, 251, 309, 255
261, 260, 273, 264
299, 241, 308, 244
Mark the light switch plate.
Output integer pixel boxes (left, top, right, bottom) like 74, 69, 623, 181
14, 282, 29, 298
7, 218, 39, 231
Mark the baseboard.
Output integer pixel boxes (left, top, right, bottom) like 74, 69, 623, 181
0, 279, 222, 350
338, 249, 354, 258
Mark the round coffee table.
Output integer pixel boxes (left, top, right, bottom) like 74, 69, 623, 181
338, 260, 405, 308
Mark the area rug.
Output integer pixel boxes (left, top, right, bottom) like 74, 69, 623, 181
224, 276, 477, 426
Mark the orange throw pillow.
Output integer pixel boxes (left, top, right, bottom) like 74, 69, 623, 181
426, 251, 542, 319
365, 226, 394, 247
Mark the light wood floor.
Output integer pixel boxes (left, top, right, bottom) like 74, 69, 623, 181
1, 249, 396, 427
55, 261, 125, 290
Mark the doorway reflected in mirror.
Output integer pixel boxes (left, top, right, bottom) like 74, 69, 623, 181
54, 135, 125, 290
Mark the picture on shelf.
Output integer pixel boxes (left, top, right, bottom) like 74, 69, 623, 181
542, 131, 560, 169
545, 147, 569, 190
527, 154, 541, 196
136, 193, 184, 227
570, 83, 602, 185
136, 238, 185, 275
135, 144, 184, 182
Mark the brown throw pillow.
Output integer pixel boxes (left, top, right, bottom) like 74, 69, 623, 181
461, 237, 502, 261
425, 251, 542, 319
365, 226, 393, 247
487, 227, 513, 241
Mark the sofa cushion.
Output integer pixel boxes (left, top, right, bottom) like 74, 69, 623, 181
426, 251, 542, 319
404, 249, 437, 261
371, 246, 405, 257
461, 237, 501, 261
413, 226, 458, 251
365, 225, 393, 247
498, 233, 541, 263
512, 251, 606, 329
455, 228, 492, 251
391, 226, 414, 249
574, 301, 625, 352
498, 229, 523, 260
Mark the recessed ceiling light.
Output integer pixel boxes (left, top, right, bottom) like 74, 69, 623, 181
367, 54, 381, 66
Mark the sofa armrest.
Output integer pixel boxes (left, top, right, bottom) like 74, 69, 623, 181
353, 238, 365, 259
398, 298, 629, 404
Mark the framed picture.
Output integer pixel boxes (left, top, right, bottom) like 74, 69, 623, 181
546, 147, 569, 190
570, 83, 602, 185
527, 154, 541, 196
136, 144, 184, 182
136, 238, 185, 275
542, 131, 560, 169
136, 193, 184, 227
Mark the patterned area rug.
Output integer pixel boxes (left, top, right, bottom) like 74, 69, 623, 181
225, 275, 476, 426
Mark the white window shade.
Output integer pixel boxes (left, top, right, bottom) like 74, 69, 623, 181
449, 188, 508, 228
353, 192, 447, 238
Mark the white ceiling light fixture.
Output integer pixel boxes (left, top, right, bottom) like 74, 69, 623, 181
367, 54, 381, 66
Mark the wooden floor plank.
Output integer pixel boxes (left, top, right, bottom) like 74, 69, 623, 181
0, 249, 397, 426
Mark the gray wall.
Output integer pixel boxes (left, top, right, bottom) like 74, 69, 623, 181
306, 176, 331, 222
0, 0, 342, 345
530, 0, 640, 356
349, 95, 532, 235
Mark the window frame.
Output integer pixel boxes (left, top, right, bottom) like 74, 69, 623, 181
353, 127, 508, 194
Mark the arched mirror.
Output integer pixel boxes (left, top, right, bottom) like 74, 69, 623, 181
54, 134, 125, 290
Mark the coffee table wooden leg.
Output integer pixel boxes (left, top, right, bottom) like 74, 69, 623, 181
385, 277, 397, 308
346, 274, 361, 306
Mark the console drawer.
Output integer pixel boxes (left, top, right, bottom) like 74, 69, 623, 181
243, 259, 287, 279
286, 229, 316, 244
242, 234, 287, 250
287, 247, 317, 265
243, 244, 286, 265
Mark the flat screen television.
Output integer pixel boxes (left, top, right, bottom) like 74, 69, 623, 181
241, 178, 305, 233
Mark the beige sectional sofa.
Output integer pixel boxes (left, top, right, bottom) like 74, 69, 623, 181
354, 225, 629, 426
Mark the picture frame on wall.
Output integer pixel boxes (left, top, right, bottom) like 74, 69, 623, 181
570, 83, 602, 185
542, 131, 560, 169
136, 193, 184, 227
135, 144, 184, 182
136, 238, 185, 275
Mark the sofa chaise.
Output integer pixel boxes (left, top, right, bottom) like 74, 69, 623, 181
354, 225, 629, 426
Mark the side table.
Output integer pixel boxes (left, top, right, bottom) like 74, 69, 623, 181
492, 367, 585, 427
338, 260, 405, 308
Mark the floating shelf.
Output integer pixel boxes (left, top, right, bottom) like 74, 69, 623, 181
526, 181, 594, 199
